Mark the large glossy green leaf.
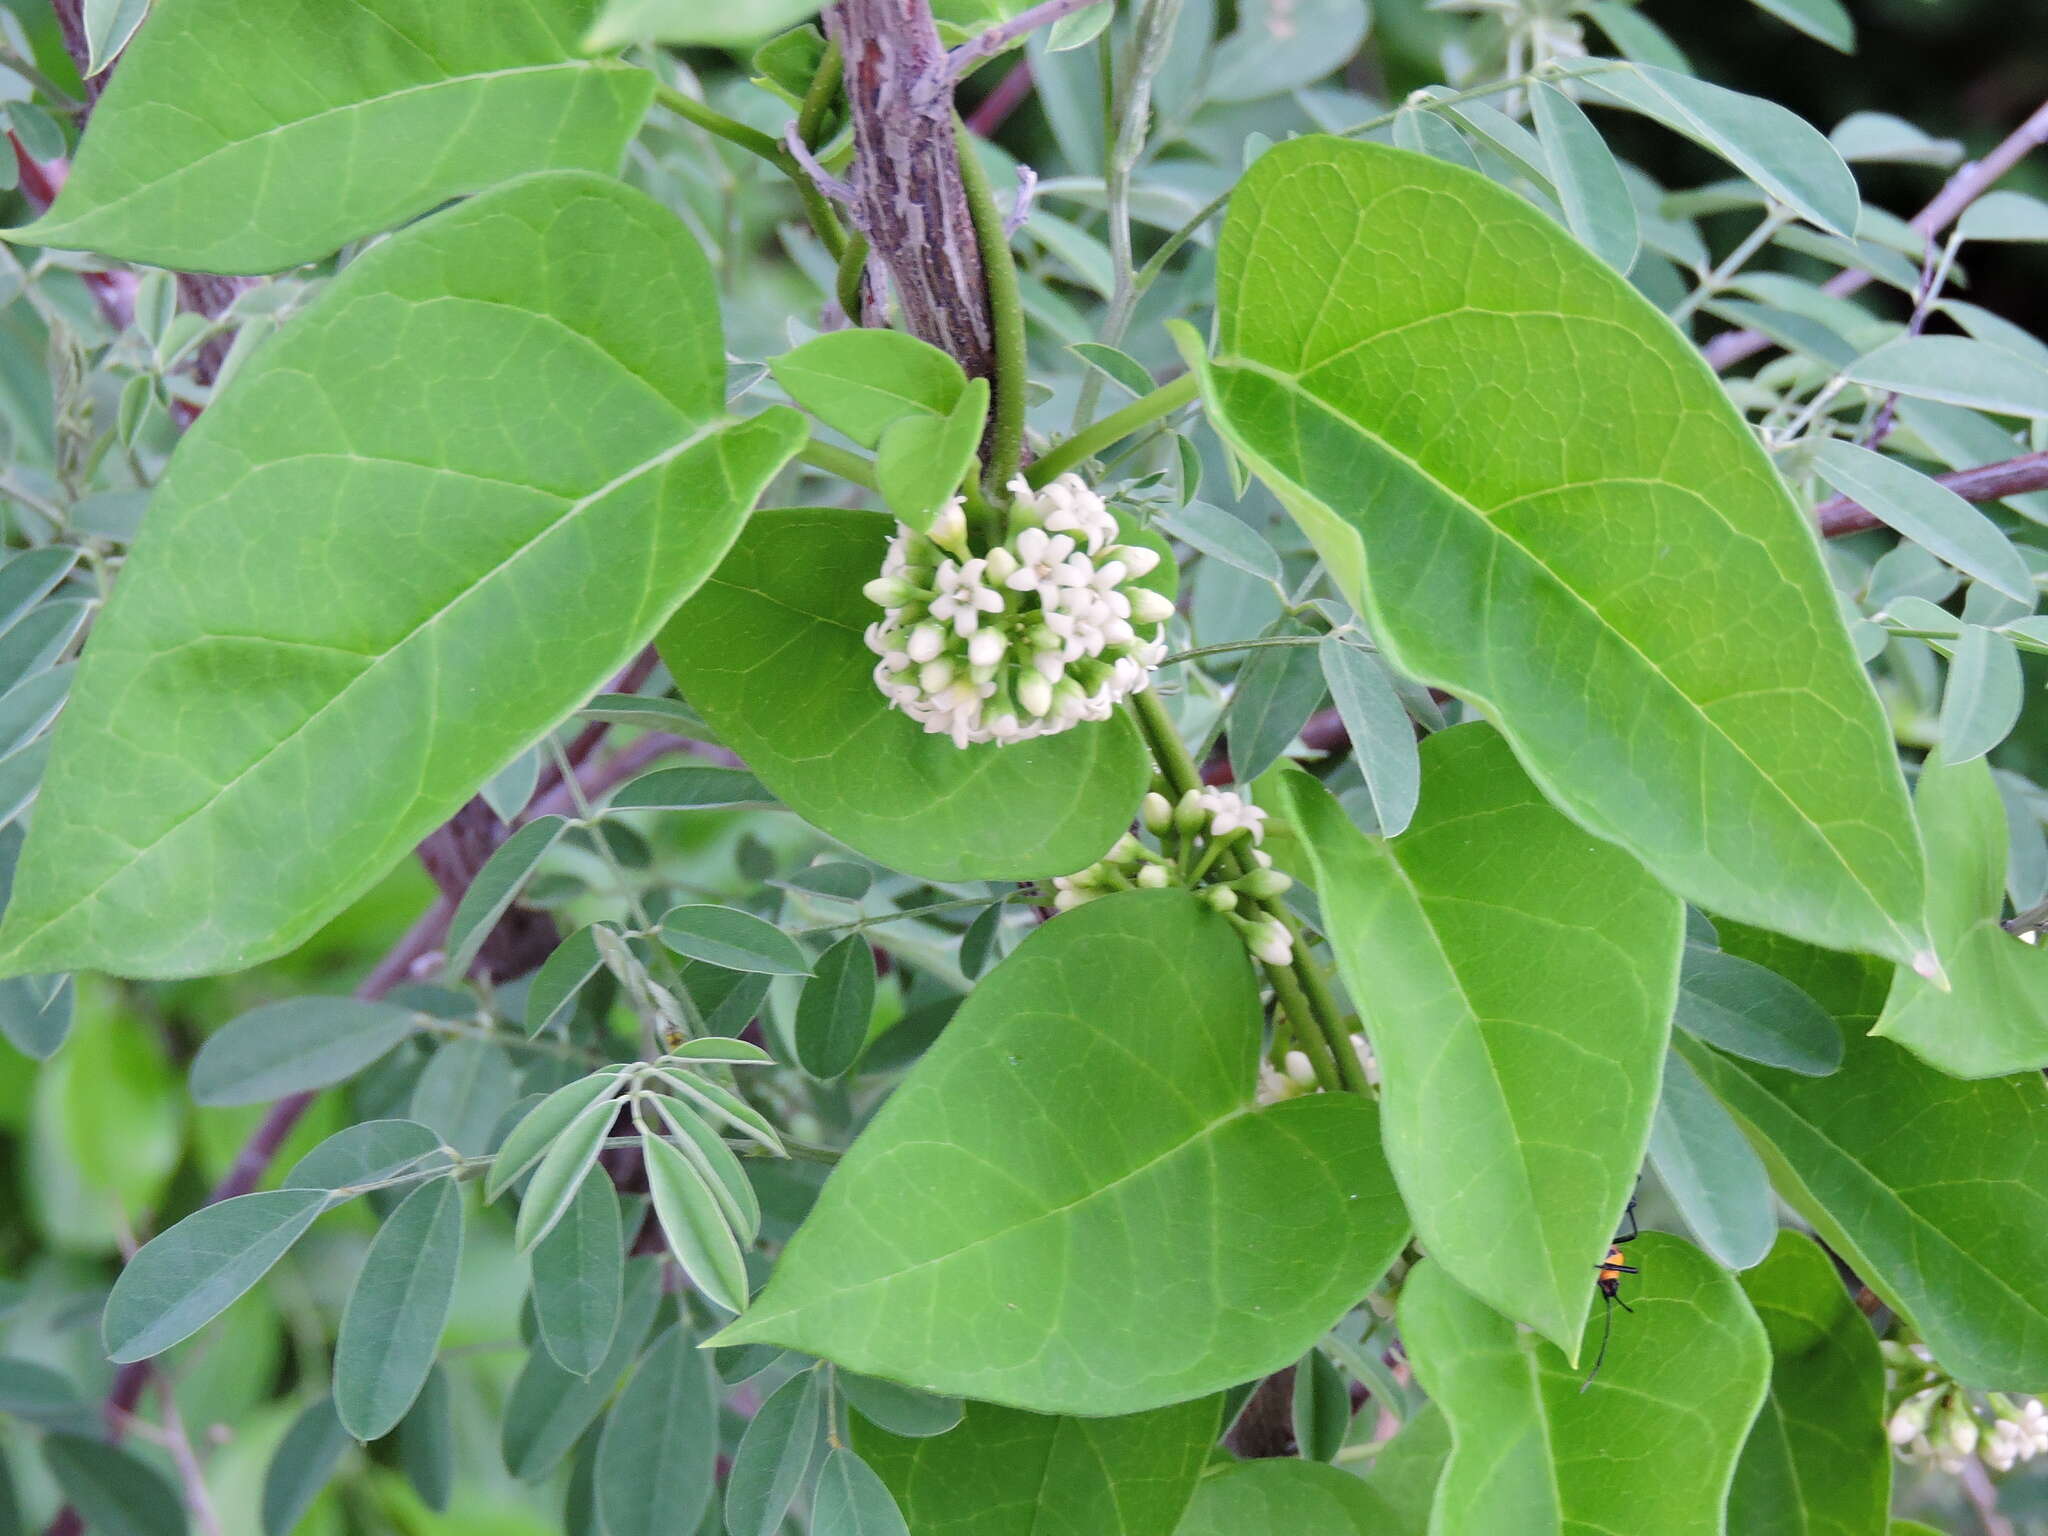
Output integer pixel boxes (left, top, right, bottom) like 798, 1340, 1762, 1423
1876, 753, 2048, 1077
584, 0, 825, 50
857, 1397, 1220, 1536
13, 0, 652, 271
713, 889, 1406, 1414
335, 1177, 464, 1440
1680, 925, 2048, 1389
1199, 137, 1929, 966
1729, 1232, 1890, 1536
1400, 1234, 1769, 1536
1275, 726, 1681, 1353
1173, 1460, 1401, 1535
0, 173, 802, 980
659, 509, 1147, 883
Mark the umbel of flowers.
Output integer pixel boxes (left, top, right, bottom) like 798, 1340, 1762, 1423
1885, 1340, 2048, 1475
862, 474, 1174, 749
1051, 787, 1295, 967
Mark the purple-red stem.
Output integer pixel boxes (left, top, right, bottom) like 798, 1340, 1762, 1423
1705, 98, 2048, 372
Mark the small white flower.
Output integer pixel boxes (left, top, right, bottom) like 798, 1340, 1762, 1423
1193, 787, 1269, 842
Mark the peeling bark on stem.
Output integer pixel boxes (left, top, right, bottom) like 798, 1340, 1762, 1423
824, 0, 996, 384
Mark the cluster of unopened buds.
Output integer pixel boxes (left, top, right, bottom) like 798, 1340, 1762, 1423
1886, 1342, 2048, 1474
863, 474, 1174, 748
1050, 788, 1295, 966
1258, 1035, 1379, 1102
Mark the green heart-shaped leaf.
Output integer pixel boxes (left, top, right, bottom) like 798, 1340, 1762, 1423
857, 1397, 1220, 1536
876, 378, 989, 532
1681, 923, 2048, 1389
1199, 136, 1928, 967
1729, 1232, 1891, 1535
0, 173, 802, 980
713, 888, 1406, 1414
770, 331, 968, 449
1173, 1459, 1402, 1535
15, 0, 653, 271
1876, 752, 2048, 1076
659, 508, 1147, 882
1277, 725, 1681, 1354
1401, 1234, 1769, 1536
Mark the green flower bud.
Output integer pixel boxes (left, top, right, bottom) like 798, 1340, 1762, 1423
1234, 867, 1294, 899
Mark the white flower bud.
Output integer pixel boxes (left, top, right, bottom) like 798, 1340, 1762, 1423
1123, 543, 1163, 577
1284, 1050, 1317, 1088
1175, 788, 1210, 835
864, 575, 917, 607
1130, 588, 1177, 626
1201, 885, 1239, 913
919, 657, 954, 692
968, 629, 1007, 668
1136, 863, 1170, 889
1017, 671, 1054, 717
928, 499, 969, 553
1141, 791, 1174, 834
907, 624, 945, 663
983, 545, 1020, 584
1890, 1391, 1936, 1445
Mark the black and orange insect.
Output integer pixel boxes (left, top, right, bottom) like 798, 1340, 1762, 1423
1581, 1199, 1639, 1392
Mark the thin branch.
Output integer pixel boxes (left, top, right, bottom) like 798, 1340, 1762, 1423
965, 58, 1034, 137
1816, 449, 2048, 538
946, 0, 1102, 79
525, 732, 718, 823
1706, 97, 2048, 372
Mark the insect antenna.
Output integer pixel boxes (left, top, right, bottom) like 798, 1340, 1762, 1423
1580, 1293, 1615, 1393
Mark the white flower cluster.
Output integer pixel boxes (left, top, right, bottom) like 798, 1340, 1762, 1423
1886, 1348, 2048, 1476
863, 475, 1173, 749
1051, 790, 1294, 966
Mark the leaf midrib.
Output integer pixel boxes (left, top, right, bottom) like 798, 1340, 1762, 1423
1220, 353, 1908, 954
0, 421, 726, 964
1707, 1049, 2048, 1342
738, 1100, 1259, 1330
44, 61, 613, 232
